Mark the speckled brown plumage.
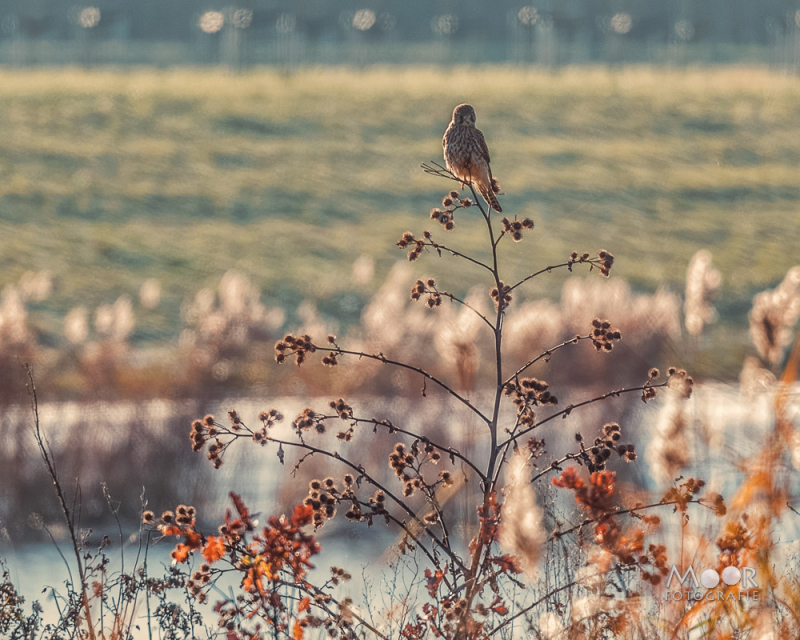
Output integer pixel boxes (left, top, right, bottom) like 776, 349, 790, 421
442, 103, 502, 212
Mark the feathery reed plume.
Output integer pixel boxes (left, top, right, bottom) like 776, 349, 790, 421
17, 270, 52, 302
360, 262, 438, 352
684, 249, 721, 336
499, 450, 546, 580
139, 277, 161, 309
94, 295, 135, 341
64, 306, 89, 344
740, 355, 776, 399
647, 387, 692, 484
0, 285, 29, 346
536, 611, 565, 639
749, 266, 800, 366
352, 254, 375, 285
434, 287, 486, 390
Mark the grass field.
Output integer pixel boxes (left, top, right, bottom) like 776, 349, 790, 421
1, 66, 799, 364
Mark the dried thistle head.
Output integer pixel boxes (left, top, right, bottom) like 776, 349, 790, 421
275, 333, 316, 365
501, 216, 534, 242
490, 281, 513, 311
590, 318, 622, 352
596, 249, 614, 277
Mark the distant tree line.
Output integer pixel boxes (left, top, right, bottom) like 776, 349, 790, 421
2, 0, 800, 65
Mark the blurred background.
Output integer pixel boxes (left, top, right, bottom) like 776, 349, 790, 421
4, 0, 800, 67
1, 0, 799, 611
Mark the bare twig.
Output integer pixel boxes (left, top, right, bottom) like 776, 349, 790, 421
497, 382, 669, 449
23, 363, 96, 640
551, 498, 709, 540
509, 259, 605, 292
259, 433, 466, 575
503, 335, 592, 387
421, 239, 494, 274
314, 344, 492, 425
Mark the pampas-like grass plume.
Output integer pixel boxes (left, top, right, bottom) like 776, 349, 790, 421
499, 450, 546, 581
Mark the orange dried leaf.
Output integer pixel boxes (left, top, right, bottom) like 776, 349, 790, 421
160, 525, 183, 537
298, 596, 310, 613
203, 535, 226, 563
491, 554, 523, 574
292, 621, 304, 640
171, 544, 191, 564
184, 530, 203, 549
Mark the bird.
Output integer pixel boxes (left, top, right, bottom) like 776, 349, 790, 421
442, 103, 502, 212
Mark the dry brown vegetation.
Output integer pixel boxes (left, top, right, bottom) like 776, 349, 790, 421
2, 107, 800, 638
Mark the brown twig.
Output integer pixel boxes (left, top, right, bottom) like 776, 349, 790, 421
550, 498, 707, 540
509, 259, 605, 292
315, 344, 492, 425
497, 382, 669, 449
421, 239, 494, 274
502, 334, 592, 387
23, 363, 96, 640
259, 433, 467, 575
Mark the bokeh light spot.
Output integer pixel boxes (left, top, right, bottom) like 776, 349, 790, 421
353, 9, 376, 31
518, 6, 539, 26
198, 11, 224, 34
611, 13, 632, 34
78, 7, 101, 29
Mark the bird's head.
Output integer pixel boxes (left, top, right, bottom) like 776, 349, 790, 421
452, 104, 476, 127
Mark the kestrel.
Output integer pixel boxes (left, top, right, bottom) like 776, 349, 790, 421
442, 104, 502, 212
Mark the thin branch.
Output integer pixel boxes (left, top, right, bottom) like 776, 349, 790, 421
453, 180, 508, 638
420, 161, 461, 183
489, 411, 524, 490
421, 240, 494, 274
550, 498, 707, 540
503, 334, 592, 387
261, 434, 467, 575
343, 415, 487, 485
315, 345, 491, 425
23, 363, 96, 640
497, 382, 669, 449
436, 291, 494, 331
488, 580, 578, 637
529, 452, 585, 484
268, 576, 393, 640
509, 260, 604, 292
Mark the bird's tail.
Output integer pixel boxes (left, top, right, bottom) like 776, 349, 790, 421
479, 185, 502, 213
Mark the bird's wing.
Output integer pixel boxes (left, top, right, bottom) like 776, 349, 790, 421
473, 127, 492, 165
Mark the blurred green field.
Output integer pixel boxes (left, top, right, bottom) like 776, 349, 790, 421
1, 66, 799, 366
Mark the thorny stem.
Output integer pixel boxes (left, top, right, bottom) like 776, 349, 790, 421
23, 364, 97, 640
313, 344, 492, 425
489, 412, 524, 491
497, 381, 670, 449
